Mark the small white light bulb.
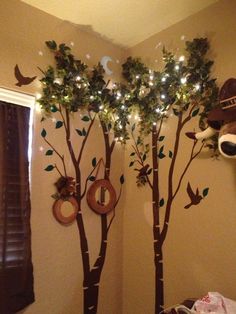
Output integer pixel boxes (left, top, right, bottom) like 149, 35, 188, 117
175, 65, 180, 71
195, 84, 200, 91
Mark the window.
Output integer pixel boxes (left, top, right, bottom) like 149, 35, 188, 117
0, 88, 35, 313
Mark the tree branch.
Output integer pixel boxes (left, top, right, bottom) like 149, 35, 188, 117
43, 137, 67, 176
77, 115, 96, 164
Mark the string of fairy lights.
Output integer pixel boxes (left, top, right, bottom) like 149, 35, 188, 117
36, 38, 218, 146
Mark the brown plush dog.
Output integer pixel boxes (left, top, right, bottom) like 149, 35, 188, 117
186, 78, 236, 158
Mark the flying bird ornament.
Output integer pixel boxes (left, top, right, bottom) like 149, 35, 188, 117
14, 64, 37, 87
184, 182, 203, 209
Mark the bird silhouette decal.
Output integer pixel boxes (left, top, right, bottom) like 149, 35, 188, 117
14, 64, 37, 87
184, 182, 203, 209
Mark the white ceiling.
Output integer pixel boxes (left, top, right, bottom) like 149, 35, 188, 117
21, 0, 218, 48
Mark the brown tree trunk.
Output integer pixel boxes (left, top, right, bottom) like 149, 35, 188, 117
154, 244, 164, 314
152, 125, 164, 314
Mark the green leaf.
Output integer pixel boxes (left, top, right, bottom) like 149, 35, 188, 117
159, 145, 164, 153
159, 136, 165, 142
192, 108, 200, 117
173, 108, 179, 116
92, 157, 97, 167
46, 40, 57, 50
202, 187, 209, 197
120, 174, 125, 185
130, 152, 135, 156
41, 128, 47, 138
55, 121, 63, 129
89, 176, 96, 181
142, 153, 146, 161
76, 129, 83, 136
82, 127, 87, 136
44, 165, 54, 171
45, 149, 53, 156
159, 198, 165, 207
158, 152, 166, 159
147, 168, 152, 175
169, 150, 173, 158
82, 116, 90, 122
50, 105, 58, 112
129, 161, 134, 167
131, 124, 136, 132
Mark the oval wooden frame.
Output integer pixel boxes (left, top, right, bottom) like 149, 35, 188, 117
87, 179, 117, 214
53, 196, 78, 225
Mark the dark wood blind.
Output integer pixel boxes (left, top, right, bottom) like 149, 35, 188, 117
0, 101, 34, 313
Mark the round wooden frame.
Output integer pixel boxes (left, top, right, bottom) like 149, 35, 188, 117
53, 196, 78, 225
87, 179, 117, 214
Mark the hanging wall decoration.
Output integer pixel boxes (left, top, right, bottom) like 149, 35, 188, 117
14, 64, 37, 87
38, 41, 124, 314
107, 38, 218, 314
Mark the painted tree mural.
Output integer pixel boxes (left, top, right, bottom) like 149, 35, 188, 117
37, 41, 124, 314
37, 38, 219, 314
112, 38, 219, 313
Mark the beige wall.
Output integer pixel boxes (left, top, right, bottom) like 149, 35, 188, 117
1, 0, 236, 313
0, 1, 125, 313
123, 0, 236, 312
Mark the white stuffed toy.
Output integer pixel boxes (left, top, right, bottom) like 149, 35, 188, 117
186, 78, 236, 158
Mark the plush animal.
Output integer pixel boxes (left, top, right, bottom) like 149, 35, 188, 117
186, 78, 236, 158
55, 176, 76, 197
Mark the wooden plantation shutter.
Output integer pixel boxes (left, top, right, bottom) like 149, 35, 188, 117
0, 100, 34, 313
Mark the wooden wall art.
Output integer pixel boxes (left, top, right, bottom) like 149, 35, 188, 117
53, 196, 78, 225
87, 179, 117, 214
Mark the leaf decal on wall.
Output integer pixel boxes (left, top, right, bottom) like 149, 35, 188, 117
192, 108, 200, 117
82, 116, 90, 122
89, 176, 96, 181
159, 198, 165, 207
44, 165, 54, 171
158, 136, 165, 142
41, 128, 47, 138
45, 149, 53, 156
55, 121, 63, 129
120, 174, 125, 185
202, 187, 209, 197
82, 128, 87, 136
92, 157, 97, 167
